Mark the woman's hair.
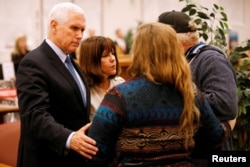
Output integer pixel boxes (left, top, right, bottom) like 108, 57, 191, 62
12, 34, 28, 55
79, 36, 120, 86
128, 22, 200, 148
48, 2, 85, 29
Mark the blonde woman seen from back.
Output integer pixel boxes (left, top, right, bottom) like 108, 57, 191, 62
86, 22, 233, 166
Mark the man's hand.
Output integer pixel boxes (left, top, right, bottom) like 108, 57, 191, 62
70, 123, 98, 159
228, 118, 236, 130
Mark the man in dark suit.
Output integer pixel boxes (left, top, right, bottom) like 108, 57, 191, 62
16, 2, 98, 167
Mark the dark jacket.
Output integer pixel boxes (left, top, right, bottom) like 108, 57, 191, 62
186, 43, 238, 121
16, 40, 90, 167
186, 43, 238, 154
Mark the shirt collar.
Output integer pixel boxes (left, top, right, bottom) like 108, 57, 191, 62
185, 41, 206, 56
45, 38, 68, 63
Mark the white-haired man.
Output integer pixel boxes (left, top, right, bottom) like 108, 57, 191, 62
158, 10, 238, 161
16, 2, 98, 167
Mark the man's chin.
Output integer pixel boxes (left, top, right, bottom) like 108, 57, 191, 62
69, 47, 78, 53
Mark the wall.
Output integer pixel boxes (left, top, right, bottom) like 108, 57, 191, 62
0, 0, 38, 62
220, 0, 249, 45
0, 0, 250, 62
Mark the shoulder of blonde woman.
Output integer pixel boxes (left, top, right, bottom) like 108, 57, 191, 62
114, 76, 125, 84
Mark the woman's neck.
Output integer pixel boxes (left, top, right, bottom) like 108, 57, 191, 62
98, 78, 110, 92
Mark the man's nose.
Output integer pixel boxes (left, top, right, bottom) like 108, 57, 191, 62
76, 30, 83, 39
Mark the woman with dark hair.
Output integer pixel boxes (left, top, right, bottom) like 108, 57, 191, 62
78, 36, 125, 120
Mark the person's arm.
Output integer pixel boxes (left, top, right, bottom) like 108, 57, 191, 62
228, 118, 236, 130
86, 87, 124, 166
195, 92, 232, 147
194, 50, 238, 121
17, 58, 73, 155
70, 123, 98, 159
17, 57, 98, 158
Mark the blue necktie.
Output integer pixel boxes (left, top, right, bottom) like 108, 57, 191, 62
65, 56, 86, 105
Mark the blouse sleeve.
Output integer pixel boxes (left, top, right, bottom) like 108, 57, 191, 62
87, 87, 125, 166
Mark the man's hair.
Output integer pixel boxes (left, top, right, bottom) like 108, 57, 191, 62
48, 2, 85, 25
177, 32, 199, 47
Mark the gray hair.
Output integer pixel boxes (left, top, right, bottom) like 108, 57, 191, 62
176, 20, 199, 45
48, 2, 85, 25
177, 31, 199, 46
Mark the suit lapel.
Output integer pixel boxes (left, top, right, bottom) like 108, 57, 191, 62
41, 41, 89, 109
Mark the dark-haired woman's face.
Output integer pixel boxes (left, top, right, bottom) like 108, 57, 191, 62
100, 50, 117, 77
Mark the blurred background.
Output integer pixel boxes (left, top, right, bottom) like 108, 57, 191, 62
0, 0, 249, 62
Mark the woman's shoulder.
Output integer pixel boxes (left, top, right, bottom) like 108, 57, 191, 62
108, 76, 126, 90
112, 76, 125, 84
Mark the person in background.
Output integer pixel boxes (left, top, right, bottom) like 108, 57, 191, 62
158, 11, 238, 154
86, 22, 235, 167
87, 27, 96, 37
78, 36, 125, 121
114, 28, 127, 54
11, 34, 30, 75
16, 2, 98, 167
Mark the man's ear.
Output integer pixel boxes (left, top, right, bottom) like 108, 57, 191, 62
50, 20, 58, 33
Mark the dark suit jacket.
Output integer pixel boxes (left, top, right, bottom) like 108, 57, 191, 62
16, 41, 90, 167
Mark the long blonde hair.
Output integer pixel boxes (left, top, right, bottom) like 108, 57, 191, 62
12, 34, 29, 56
128, 22, 200, 148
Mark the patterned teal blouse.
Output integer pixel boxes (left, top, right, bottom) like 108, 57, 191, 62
87, 77, 231, 167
